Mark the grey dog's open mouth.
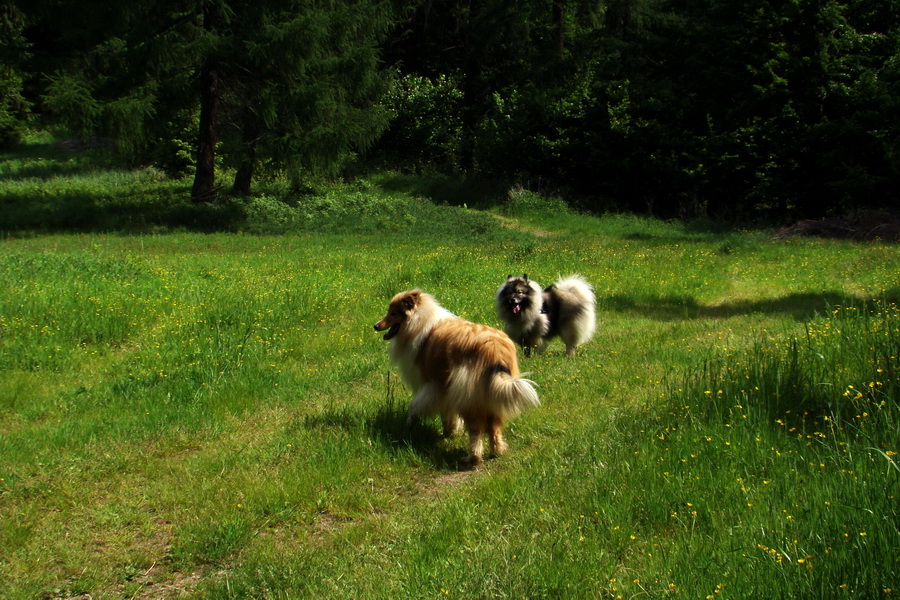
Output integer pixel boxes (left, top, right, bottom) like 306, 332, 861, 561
512, 304, 521, 315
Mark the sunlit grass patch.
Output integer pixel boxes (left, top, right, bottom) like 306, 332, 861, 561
1, 169, 899, 598
637, 301, 900, 597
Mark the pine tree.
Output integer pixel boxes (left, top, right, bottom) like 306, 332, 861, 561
31, 0, 396, 200
220, 0, 395, 195
0, 3, 31, 146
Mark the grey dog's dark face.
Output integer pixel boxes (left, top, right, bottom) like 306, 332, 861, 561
501, 278, 535, 316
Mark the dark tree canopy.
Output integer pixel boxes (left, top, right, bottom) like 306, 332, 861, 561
8, 0, 900, 219
380, 0, 900, 220
25, 0, 395, 199
0, 3, 32, 146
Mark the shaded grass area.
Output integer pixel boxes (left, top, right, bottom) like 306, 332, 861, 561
605, 289, 900, 322
0, 145, 512, 238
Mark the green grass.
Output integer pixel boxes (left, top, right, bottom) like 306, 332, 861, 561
0, 145, 898, 599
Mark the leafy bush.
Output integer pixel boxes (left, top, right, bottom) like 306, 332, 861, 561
499, 186, 571, 217
376, 74, 464, 170
241, 195, 305, 234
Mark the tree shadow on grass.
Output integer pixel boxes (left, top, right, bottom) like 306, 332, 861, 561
603, 289, 900, 322
1, 143, 246, 233
371, 173, 505, 210
0, 143, 109, 181
0, 187, 246, 233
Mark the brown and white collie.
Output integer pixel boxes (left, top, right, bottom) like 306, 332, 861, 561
374, 289, 539, 466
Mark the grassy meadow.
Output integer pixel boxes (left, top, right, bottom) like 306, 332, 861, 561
1, 143, 898, 599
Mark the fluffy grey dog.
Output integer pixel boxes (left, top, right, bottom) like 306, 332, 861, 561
496, 274, 596, 357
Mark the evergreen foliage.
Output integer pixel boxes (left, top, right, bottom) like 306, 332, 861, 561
8, 0, 900, 218
24, 0, 396, 200
381, 0, 900, 220
0, 3, 31, 146
221, 0, 394, 194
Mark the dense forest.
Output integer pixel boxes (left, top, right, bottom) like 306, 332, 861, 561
2, 0, 898, 220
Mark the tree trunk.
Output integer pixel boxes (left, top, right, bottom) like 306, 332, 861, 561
459, 59, 478, 172
191, 60, 218, 202
232, 157, 253, 197
552, 0, 566, 61
458, 4, 481, 173
232, 109, 258, 196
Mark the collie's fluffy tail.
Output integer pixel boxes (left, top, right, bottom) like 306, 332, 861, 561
444, 365, 539, 418
487, 368, 540, 419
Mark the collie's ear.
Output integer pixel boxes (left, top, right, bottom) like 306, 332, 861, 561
401, 290, 421, 311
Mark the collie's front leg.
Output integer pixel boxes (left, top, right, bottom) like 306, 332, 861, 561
441, 413, 462, 437
406, 384, 439, 426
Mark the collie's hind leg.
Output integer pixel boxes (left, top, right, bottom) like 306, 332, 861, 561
463, 421, 485, 466
488, 416, 508, 457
